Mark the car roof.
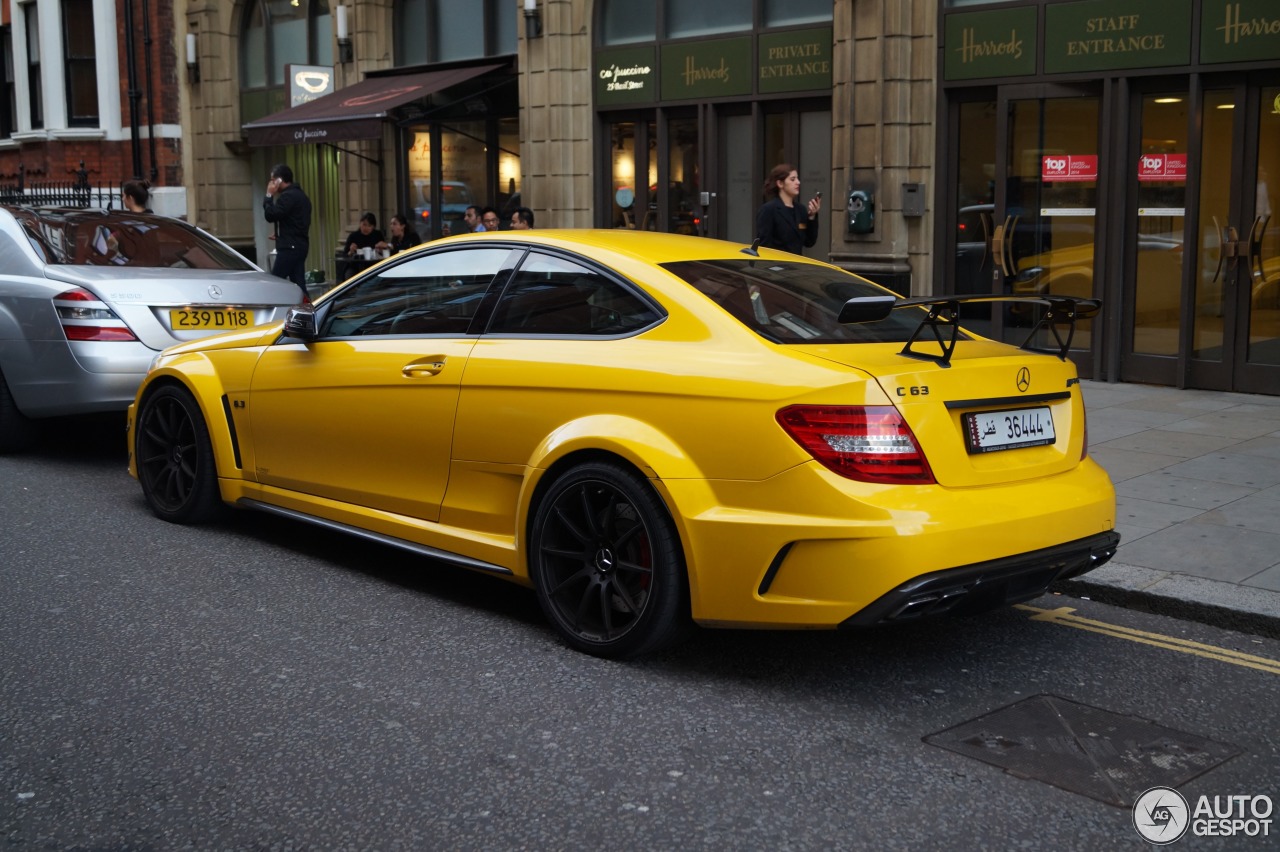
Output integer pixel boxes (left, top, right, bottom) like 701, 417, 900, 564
434, 229, 823, 267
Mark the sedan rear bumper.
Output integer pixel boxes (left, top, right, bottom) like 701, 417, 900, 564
838, 530, 1120, 627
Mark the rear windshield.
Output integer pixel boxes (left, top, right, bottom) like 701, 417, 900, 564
14, 209, 254, 270
663, 258, 933, 344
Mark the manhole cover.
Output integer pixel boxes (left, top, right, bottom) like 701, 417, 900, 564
924, 694, 1240, 807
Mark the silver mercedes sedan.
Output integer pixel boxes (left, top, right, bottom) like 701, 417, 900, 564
0, 205, 304, 452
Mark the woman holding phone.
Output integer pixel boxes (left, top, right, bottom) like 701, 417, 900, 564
755, 163, 822, 254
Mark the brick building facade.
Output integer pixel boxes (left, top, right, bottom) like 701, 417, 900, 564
0, 0, 187, 213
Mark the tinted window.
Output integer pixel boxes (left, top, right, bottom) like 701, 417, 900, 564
488, 252, 663, 335
322, 247, 514, 337
13, 209, 254, 269
664, 259, 931, 344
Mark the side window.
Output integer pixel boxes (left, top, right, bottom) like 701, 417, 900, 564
488, 253, 663, 335
322, 248, 513, 337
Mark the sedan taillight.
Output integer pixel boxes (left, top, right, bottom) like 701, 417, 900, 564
54, 288, 137, 341
777, 405, 936, 484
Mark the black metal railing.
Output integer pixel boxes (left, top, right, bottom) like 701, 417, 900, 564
0, 162, 123, 209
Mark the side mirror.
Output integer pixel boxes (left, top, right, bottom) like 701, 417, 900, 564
837, 295, 897, 324
283, 304, 318, 340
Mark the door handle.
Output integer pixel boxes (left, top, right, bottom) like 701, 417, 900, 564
402, 357, 446, 377
1211, 216, 1226, 284
979, 210, 994, 270
991, 223, 1005, 276
1249, 214, 1270, 280
1004, 214, 1020, 276
1222, 225, 1245, 267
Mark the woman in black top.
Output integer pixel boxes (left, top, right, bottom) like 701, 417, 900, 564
755, 163, 822, 254
379, 213, 422, 255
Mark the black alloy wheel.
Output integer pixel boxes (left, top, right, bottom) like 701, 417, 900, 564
135, 384, 223, 524
530, 461, 690, 659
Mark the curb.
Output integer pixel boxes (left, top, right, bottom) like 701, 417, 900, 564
1052, 562, 1280, 640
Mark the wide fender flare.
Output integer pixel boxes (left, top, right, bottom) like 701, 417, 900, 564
135, 354, 245, 481
515, 414, 718, 600
522, 413, 706, 482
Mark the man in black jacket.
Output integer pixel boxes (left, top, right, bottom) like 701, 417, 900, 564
263, 164, 312, 298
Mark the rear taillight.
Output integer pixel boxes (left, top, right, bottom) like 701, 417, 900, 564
777, 405, 936, 484
54, 288, 137, 341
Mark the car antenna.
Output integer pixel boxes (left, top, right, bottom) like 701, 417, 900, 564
741, 238, 761, 257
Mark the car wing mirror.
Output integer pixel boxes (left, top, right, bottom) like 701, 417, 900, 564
837, 295, 897, 324
283, 304, 318, 340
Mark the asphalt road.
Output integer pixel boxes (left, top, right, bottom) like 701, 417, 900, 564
3, 414, 1278, 850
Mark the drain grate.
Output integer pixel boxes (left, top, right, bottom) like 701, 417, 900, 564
924, 694, 1241, 807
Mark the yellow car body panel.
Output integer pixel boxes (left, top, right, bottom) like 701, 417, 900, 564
128, 230, 1118, 649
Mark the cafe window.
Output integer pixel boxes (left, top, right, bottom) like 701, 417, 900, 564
395, 0, 516, 66
241, 0, 332, 90
62, 0, 97, 126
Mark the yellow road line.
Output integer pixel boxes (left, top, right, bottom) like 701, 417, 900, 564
1016, 604, 1280, 676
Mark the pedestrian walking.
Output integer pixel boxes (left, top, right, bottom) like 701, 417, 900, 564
464, 206, 486, 232
755, 163, 821, 254
262, 164, 312, 297
481, 207, 500, 231
122, 180, 153, 214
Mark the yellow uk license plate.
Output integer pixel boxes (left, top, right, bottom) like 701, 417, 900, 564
169, 308, 252, 331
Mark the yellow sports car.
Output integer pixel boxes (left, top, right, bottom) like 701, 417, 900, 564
127, 231, 1118, 658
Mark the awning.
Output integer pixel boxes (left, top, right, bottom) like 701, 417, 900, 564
243, 64, 503, 147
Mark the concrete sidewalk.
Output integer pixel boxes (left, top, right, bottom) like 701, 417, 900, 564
1053, 380, 1280, 637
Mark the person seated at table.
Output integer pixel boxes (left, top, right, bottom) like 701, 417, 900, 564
341, 212, 385, 277
378, 213, 422, 255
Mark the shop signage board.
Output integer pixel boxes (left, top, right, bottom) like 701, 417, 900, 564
1044, 0, 1192, 73
1042, 154, 1099, 182
595, 46, 658, 107
288, 65, 335, 108
758, 27, 833, 94
1201, 0, 1280, 64
661, 37, 753, 101
1137, 153, 1189, 181
943, 7, 1038, 81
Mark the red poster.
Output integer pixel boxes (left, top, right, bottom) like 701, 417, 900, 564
1137, 153, 1188, 182
1041, 155, 1099, 182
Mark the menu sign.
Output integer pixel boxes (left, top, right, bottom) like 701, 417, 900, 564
1042, 154, 1099, 182
1137, 153, 1189, 181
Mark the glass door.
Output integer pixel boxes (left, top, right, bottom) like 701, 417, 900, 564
1238, 81, 1280, 392
946, 85, 1101, 359
1119, 86, 1192, 384
1117, 75, 1278, 394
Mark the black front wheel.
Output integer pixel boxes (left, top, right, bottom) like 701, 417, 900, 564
135, 385, 224, 524
529, 461, 690, 659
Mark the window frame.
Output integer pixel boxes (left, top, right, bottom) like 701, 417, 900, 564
394, 0, 517, 66
240, 0, 333, 93
485, 249, 667, 338
318, 246, 518, 338
61, 0, 98, 127
24, 2, 42, 130
0, 26, 17, 138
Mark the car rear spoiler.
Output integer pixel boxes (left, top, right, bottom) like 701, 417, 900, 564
838, 294, 1102, 367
